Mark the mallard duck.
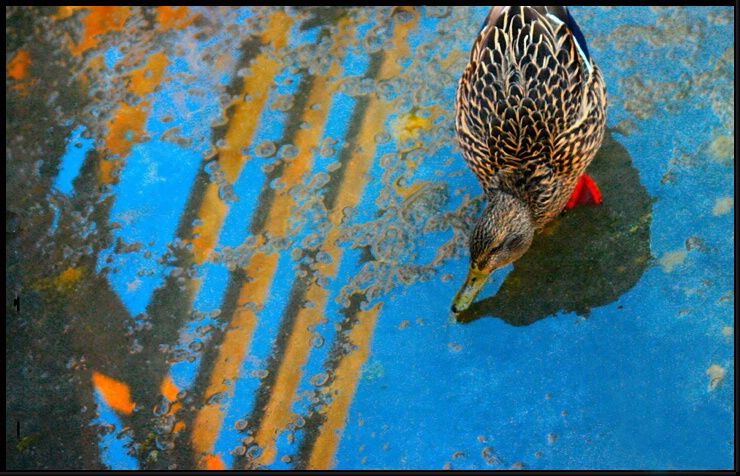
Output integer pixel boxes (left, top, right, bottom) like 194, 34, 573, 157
452, 6, 607, 312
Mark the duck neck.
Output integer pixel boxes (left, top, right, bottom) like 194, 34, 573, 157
485, 189, 532, 223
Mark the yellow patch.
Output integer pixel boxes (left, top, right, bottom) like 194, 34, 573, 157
388, 110, 439, 151
712, 197, 733, 216
709, 135, 733, 164
706, 364, 727, 391
658, 249, 687, 273
33, 267, 84, 294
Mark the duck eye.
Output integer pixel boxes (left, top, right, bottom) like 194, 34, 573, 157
489, 243, 504, 254
506, 235, 524, 250
506, 235, 524, 249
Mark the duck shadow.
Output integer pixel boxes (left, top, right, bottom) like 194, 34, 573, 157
456, 130, 654, 326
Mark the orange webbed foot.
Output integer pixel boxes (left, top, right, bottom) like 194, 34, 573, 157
565, 174, 602, 210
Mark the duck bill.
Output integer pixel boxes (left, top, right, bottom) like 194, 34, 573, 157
451, 267, 490, 313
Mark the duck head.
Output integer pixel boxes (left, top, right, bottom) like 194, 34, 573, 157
452, 191, 534, 313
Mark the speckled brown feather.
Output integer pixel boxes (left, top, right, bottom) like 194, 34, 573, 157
455, 6, 607, 228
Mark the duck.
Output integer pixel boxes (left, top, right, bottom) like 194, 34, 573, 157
452, 6, 607, 313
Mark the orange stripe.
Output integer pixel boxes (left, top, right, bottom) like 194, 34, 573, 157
306, 304, 382, 470
190, 253, 272, 459
250, 19, 356, 466
88, 10, 289, 465
190, 11, 293, 265
189, 13, 300, 462
304, 11, 420, 469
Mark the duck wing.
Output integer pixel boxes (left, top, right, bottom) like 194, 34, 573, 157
456, 6, 606, 222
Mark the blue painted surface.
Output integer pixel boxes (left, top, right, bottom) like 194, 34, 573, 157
54, 126, 94, 196
6, 6, 733, 471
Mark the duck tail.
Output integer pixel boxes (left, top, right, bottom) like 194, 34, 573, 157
480, 6, 592, 71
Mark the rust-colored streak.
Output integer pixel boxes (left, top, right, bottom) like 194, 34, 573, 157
178, 11, 296, 453
190, 11, 293, 265
92, 371, 136, 415
303, 12, 420, 470
250, 18, 355, 467
306, 304, 381, 470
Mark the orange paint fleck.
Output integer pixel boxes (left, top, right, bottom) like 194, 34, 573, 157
52, 6, 80, 21
58, 267, 83, 286
203, 454, 226, 470
92, 371, 136, 414
160, 374, 185, 432
7, 50, 32, 81
160, 374, 180, 403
